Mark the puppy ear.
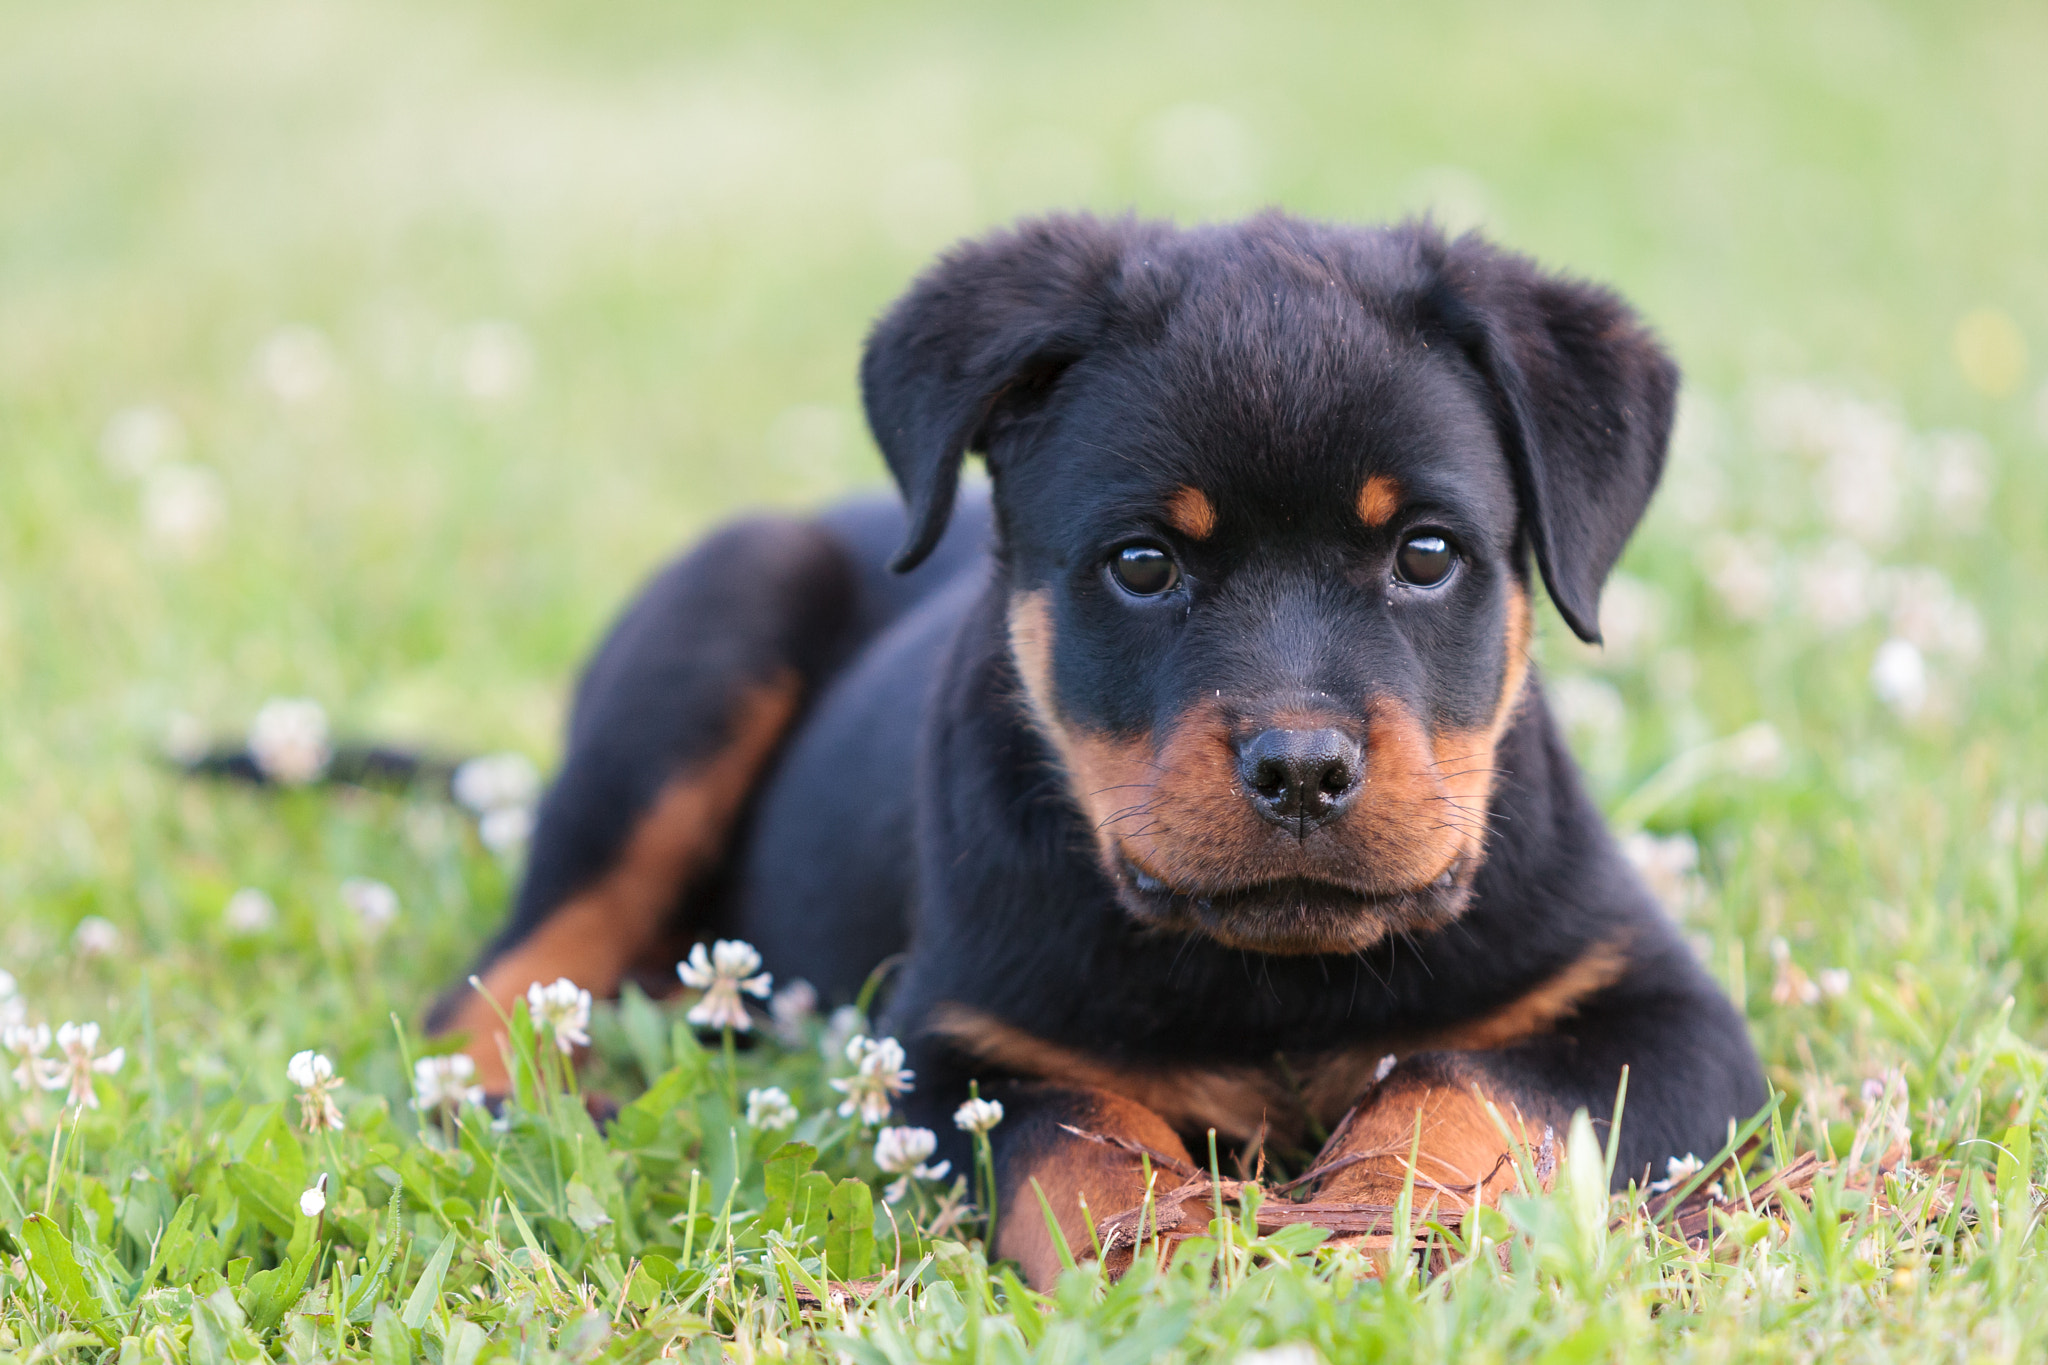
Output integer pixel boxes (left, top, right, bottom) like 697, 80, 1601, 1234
1428, 235, 1679, 644
861, 214, 1137, 571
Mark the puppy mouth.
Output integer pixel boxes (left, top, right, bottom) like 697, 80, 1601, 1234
1112, 855, 1473, 954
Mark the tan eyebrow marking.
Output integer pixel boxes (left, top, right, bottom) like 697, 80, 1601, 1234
1166, 485, 1218, 540
1357, 475, 1401, 528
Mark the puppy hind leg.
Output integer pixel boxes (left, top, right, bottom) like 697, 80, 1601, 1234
429, 517, 860, 1091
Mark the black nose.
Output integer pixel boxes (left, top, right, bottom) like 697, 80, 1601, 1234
1236, 728, 1363, 831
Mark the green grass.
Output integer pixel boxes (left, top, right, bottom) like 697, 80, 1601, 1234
3, 0, 2047, 1358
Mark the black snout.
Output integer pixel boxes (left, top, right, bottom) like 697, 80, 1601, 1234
1236, 728, 1363, 832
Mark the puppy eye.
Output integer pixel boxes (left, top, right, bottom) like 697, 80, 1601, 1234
1108, 543, 1180, 597
1394, 533, 1456, 587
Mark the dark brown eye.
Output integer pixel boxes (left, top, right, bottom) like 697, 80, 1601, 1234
1395, 533, 1455, 587
1109, 543, 1180, 596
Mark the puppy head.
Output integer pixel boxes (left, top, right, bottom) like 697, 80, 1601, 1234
863, 214, 1676, 954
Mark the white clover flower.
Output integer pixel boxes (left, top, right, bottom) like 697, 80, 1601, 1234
1661, 392, 1725, 523
444, 321, 534, 403
821, 1004, 864, 1060
223, 887, 277, 935
830, 1035, 914, 1126
287, 1049, 346, 1132
1698, 533, 1777, 623
254, 325, 338, 404
141, 464, 226, 557
300, 1173, 328, 1219
1926, 430, 1992, 529
161, 712, 209, 766
5, 1023, 52, 1091
526, 978, 591, 1054
1817, 428, 1906, 548
1649, 1153, 1704, 1194
1817, 968, 1852, 1000
1234, 1346, 1324, 1365
1753, 382, 1909, 547
1991, 800, 2048, 868
412, 1054, 484, 1112
953, 1097, 1004, 1135
44, 1022, 124, 1110
284, 1049, 329, 1090
1723, 722, 1787, 780
1547, 674, 1625, 750
72, 917, 121, 957
452, 752, 540, 816
340, 878, 399, 935
1751, 380, 1840, 455
746, 1086, 799, 1131
100, 403, 186, 477
678, 940, 772, 1033
1797, 541, 1879, 634
1767, 937, 1821, 1008
769, 979, 819, 1046
873, 1124, 942, 1173
1549, 669, 1633, 792
873, 1125, 950, 1202
1592, 574, 1663, 664
403, 804, 455, 854
1623, 832, 1707, 919
249, 699, 330, 785
1883, 566, 1985, 663
1739, 1260, 1796, 1301
1870, 638, 1929, 719
478, 805, 534, 857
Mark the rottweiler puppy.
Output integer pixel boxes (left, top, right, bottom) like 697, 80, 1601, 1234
430, 212, 1765, 1287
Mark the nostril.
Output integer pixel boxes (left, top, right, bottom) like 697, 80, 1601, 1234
1250, 757, 1289, 799
1237, 727, 1364, 827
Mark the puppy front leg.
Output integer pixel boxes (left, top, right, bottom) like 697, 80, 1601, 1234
1305, 974, 1764, 1215
1302, 1052, 1556, 1216
988, 1083, 1197, 1289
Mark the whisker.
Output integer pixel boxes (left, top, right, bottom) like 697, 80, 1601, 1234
1395, 927, 1435, 980
1351, 946, 1390, 993
1097, 801, 1162, 828
1428, 765, 1509, 781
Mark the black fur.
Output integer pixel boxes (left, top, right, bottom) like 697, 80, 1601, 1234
440, 212, 1764, 1232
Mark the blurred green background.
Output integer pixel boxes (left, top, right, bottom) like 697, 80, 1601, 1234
1, 0, 2044, 1106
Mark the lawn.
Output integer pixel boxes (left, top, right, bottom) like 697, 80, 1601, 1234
2, 0, 2046, 1358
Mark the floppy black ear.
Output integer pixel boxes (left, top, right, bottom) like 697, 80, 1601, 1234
861, 214, 1140, 572
1427, 235, 1679, 644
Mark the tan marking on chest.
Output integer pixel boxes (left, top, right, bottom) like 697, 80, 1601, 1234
929, 1003, 1298, 1145
1426, 937, 1631, 1051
